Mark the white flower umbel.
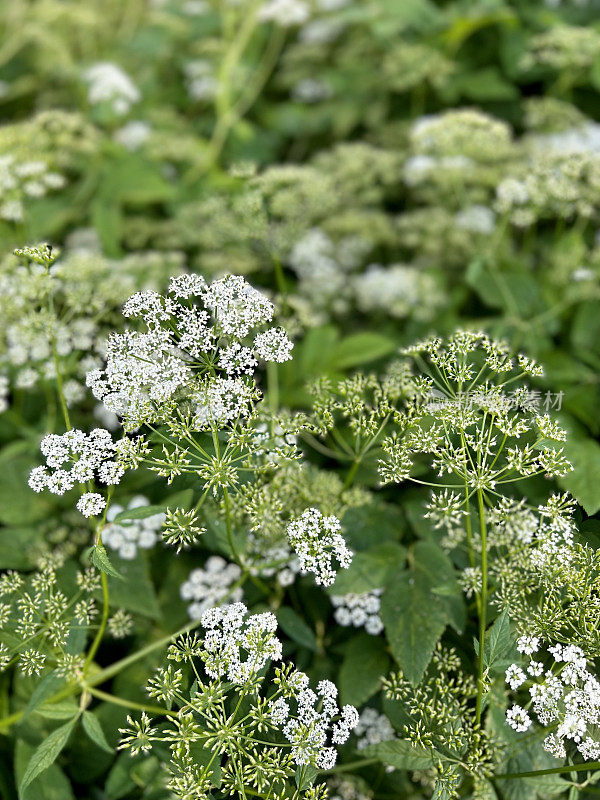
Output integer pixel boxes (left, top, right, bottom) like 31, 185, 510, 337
83, 62, 141, 115
330, 589, 383, 635
506, 642, 600, 760
180, 556, 243, 619
103, 496, 164, 559
200, 602, 282, 684
87, 274, 293, 431
258, 0, 310, 26
354, 708, 395, 750
286, 508, 352, 587
29, 428, 126, 514
119, 605, 357, 796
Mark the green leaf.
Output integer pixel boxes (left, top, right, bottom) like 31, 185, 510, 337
111, 504, 166, 523
20, 717, 78, 793
361, 739, 436, 770
91, 544, 122, 578
21, 671, 64, 720
331, 333, 396, 370
35, 699, 80, 720
341, 503, 405, 550
275, 608, 316, 651
328, 543, 406, 595
381, 541, 463, 685
107, 553, 161, 619
82, 711, 113, 754
295, 764, 318, 791
560, 437, 600, 515
15, 740, 75, 800
276, 607, 318, 652
104, 753, 137, 800
339, 633, 390, 707
483, 608, 512, 674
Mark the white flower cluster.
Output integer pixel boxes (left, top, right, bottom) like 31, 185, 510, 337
103, 497, 165, 559
288, 227, 372, 317
286, 508, 352, 587
0, 154, 65, 222
200, 602, 282, 684
114, 120, 152, 150
28, 428, 124, 511
77, 492, 107, 518
353, 707, 395, 750
180, 556, 243, 619
83, 62, 141, 115
184, 60, 218, 101
87, 274, 293, 430
271, 675, 359, 768
330, 589, 383, 635
506, 639, 600, 761
258, 0, 310, 26
353, 264, 440, 320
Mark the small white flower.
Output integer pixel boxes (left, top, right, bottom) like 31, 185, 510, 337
77, 492, 107, 518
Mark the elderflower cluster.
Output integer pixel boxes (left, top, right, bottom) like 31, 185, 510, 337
28, 429, 126, 514
330, 589, 383, 635
180, 557, 243, 619
0, 244, 183, 407
506, 640, 600, 761
286, 508, 352, 587
103, 497, 165, 559
87, 274, 293, 431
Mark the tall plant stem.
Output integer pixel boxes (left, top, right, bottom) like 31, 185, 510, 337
475, 488, 488, 726
222, 486, 241, 566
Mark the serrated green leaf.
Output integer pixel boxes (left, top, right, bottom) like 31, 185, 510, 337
560, 437, 600, 515
21, 671, 64, 721
91, 543, 122, 578
361, 739, 436, 770
20, 716, 78, 792
483, 608, 512, 673
15, 740, 75, 800
82, 711, 113, 754
295, 764, 318, 791
111, 504, 166, 523
339, 633, 390, 706
381, 541, 463, 685
328, 543, 406, 595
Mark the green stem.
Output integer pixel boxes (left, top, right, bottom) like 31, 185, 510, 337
84, 685, 176, 716
475, 488, 488, 726
498, 762, 600, 779
223, 486, 242, 565
84, 497, 113, 670
343, 458, 361, 491
322, 757, 380, 775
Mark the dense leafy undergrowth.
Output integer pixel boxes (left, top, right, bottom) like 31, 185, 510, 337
1, 2, 600, 799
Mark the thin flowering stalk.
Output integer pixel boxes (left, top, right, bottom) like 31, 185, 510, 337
85, 685, 177, 717
42, 256, 71, 431
498, 762, 600, 779
475, 488, 488, 725
84, 493, 113, 669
